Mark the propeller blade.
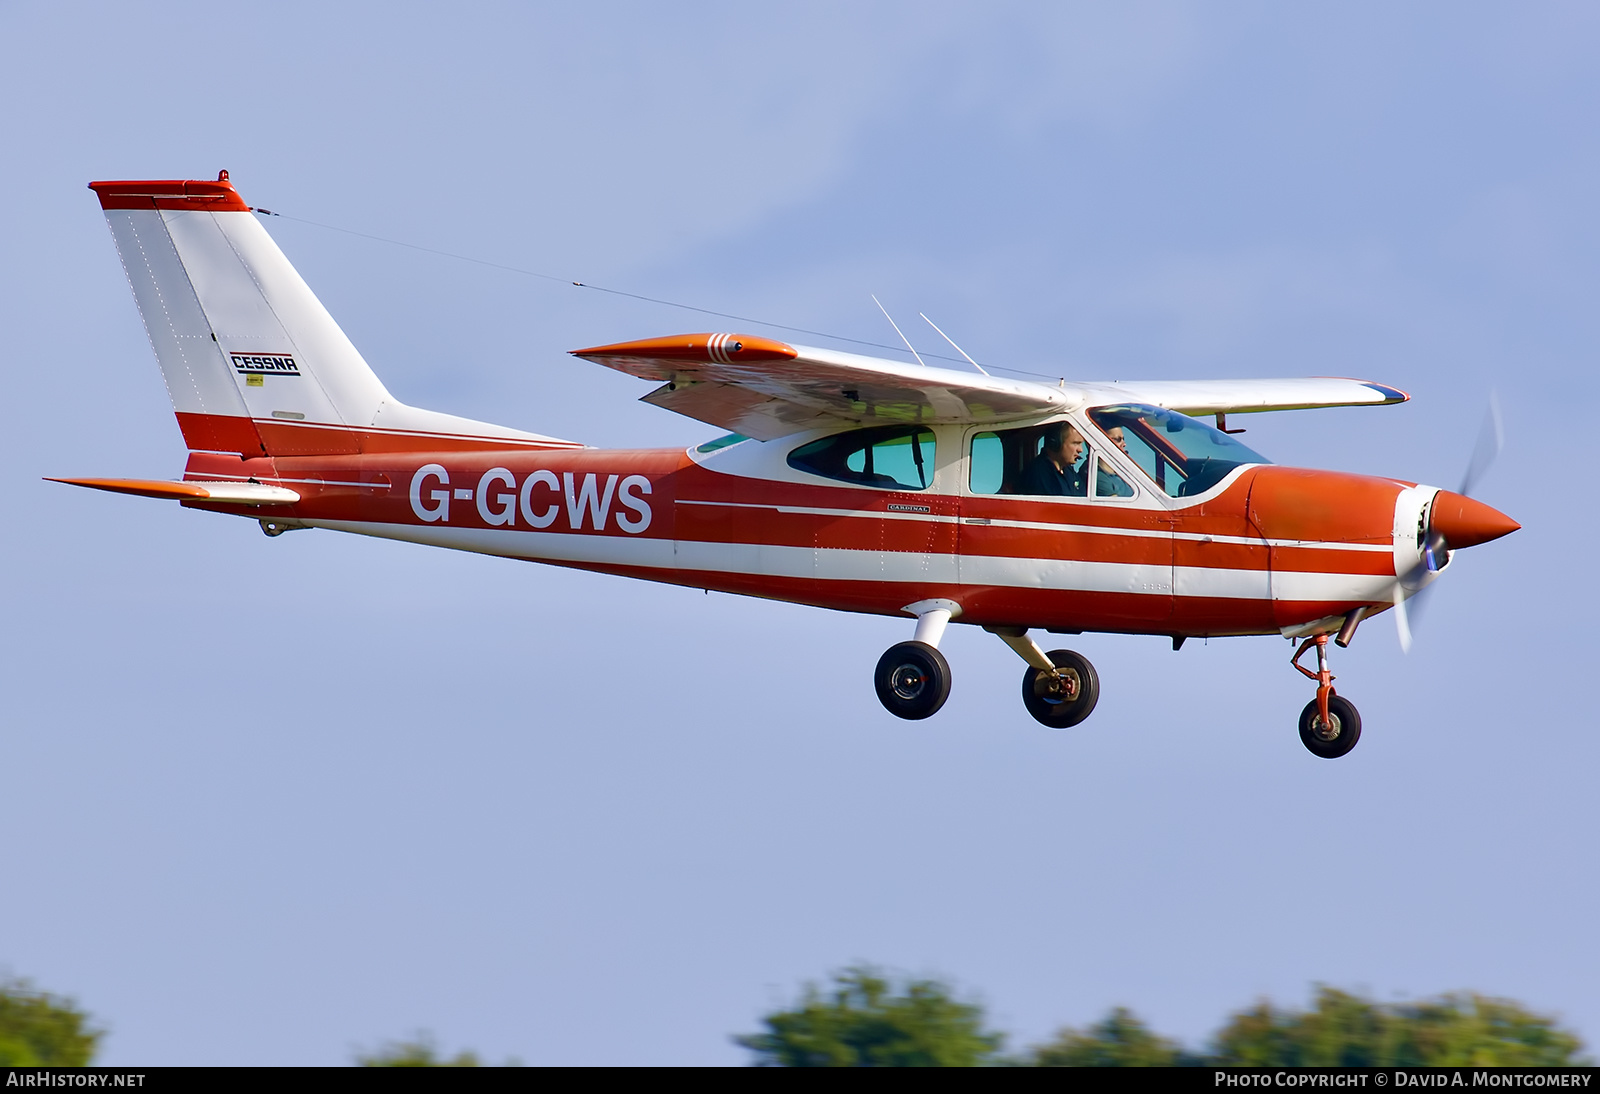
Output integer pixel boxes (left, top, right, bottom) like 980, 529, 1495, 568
1394, 576, 1439, 654
1405, 581, 1434, 641
1403, 394, 1505, 653
1458, 393, 1504, 497
1393, 533, 1444, 654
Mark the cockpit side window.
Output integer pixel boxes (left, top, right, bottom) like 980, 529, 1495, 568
970, 424, 1084, 496
1086, 404, 1271, 498
969, 422, 1135, 499
788, 426, 936, 490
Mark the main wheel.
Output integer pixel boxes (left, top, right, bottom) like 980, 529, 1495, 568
1298, 694, 1362, 758
1021, 649, 1100, 729
874, 641, 952, 720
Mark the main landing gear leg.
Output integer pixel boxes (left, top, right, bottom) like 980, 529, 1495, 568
1290, 634, 1362, 758
986, 626, 1100, 729
873, 600, 959, 720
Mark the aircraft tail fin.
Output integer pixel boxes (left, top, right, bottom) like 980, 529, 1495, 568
90, 173, 576, 457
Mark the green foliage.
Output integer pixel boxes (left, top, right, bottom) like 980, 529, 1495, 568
356, 1033, 481, 1067
1032, 1006, 1198, 1067
1210, 986, 1585, 1067
0, 977, 100, 1067
735, 966, 1004, 1067
744, 974, 1587, 1068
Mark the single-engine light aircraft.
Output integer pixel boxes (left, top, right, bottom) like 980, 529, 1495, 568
58, 173, 1520, 758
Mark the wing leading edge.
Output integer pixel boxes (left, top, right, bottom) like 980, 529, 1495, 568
571, 333, 1408, 440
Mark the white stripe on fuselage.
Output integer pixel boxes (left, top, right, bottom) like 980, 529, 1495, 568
308, 519, 1395, 606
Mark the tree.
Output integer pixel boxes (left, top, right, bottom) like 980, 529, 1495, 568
1210, 986, 1585, 1067
355, 1033, 481, 1067
735, 966, 1004, 1066
0, 977, 101, 1066
1032, 1006, 1199, 1067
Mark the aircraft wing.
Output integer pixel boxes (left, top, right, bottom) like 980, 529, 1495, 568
1080, 377, 1409, 416
571, 334, 1069, 441
572, 333, 1408, 439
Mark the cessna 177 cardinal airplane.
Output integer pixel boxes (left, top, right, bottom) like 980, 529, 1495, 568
57, 173, 1520, 758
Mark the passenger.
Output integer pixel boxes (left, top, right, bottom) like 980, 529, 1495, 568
1096, 424, 1135, 497
1020, 422, 1087, 496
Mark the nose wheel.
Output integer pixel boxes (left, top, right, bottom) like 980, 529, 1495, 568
1299, 694, 1362, 759
1290, 633, 1362, 759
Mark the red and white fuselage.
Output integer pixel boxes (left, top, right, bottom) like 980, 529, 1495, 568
60, 173, 1518, 748
171, 433, 1479, 642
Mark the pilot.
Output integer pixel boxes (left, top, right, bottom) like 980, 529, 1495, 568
1020, 422, 1087, 496
1095, 425, 1135, 497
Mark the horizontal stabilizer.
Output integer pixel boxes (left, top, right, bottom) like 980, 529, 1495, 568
48, 478, 300, 506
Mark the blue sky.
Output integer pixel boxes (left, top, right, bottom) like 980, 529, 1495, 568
1, 1, 1593, 1065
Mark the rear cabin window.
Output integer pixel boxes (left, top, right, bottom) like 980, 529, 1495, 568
695, 432, 749, 454
787, 426, 936, 490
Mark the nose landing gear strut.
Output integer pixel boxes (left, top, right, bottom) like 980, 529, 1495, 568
1290, 634, 1362, 758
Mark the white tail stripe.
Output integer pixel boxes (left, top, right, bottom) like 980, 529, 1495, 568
106, 211, 250, 420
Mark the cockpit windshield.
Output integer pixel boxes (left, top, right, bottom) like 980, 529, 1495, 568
1087, 404, 1271, 497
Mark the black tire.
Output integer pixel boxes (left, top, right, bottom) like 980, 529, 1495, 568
874, 641, 952, 720
1021, 649, 1100, 729
1298, 694, 1362, 759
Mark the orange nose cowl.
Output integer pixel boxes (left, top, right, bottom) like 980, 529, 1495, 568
1430, 491, 1520, 548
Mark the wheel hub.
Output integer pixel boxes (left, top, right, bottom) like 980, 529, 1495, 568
889, 664, 927, 700
1310, 713, 1342, 742
1033, 667, 1080, 705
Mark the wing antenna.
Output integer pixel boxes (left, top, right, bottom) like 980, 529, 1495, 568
919, 313, 990, 376
871, 295, 928, 369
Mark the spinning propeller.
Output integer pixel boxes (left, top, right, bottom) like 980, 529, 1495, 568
1394, 397, 1511, 652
